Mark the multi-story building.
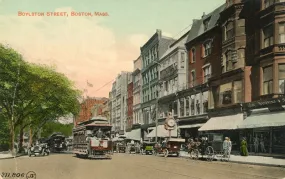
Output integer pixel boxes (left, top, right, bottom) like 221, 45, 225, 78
141, 29, 175, 131
110, 81, 117, 132
75, 97, 108, 125
110, 71, 131, 135
132, 56, 142, 125
172, 5, 225, 139
126, 73, 133, 131
197, 1, 248, 150
236, 0, 285, 155
149, 30, 189, 139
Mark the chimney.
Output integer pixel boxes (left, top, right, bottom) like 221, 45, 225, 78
156, 29, 162, 37
202, 12, 206, 18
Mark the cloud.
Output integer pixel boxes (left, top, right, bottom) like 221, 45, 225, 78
0, 7, 148, 97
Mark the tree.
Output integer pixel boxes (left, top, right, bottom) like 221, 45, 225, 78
41, 121, 73, 138
0, 44, 81, 152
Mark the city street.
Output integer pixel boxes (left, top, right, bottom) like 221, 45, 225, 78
0, 153, 285, 179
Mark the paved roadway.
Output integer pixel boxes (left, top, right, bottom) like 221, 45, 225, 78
0, 153, 285, 179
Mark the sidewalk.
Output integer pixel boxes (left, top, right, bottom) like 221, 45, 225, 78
0, 152, 25, 160
179, 151, 285, 168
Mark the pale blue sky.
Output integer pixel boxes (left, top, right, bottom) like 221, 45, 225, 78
0, 0, 225, 97
0, 0, 225, 39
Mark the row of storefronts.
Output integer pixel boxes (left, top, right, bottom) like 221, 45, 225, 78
119, 97, 285, 155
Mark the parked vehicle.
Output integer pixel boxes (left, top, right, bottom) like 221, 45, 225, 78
73, 116, 113, 159
28, 143, 50, 157
141, 142, 156, 155
112, 136, 126, 153
155, 138, 185, 157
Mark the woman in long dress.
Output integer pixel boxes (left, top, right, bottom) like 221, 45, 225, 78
240, 137, 248, 156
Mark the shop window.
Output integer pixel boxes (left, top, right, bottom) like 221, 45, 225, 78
279, 22, 285, 43
278, 64, 285, 94
203, 100, 208, 113
263, 25, 274, 48
273, 129, 285, 154
191, 48, 196, 63
203, 41, 212, 57
263, 65, 273, 95
219, 83, 232, 105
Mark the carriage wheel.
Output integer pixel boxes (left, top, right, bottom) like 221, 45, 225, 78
163, 149, 169, 157
205, 146, 214, 161
190, 149, 199, 160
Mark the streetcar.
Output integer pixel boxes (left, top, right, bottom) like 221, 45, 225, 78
73, 116, 113, 159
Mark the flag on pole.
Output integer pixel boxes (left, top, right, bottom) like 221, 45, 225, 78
87, 80, 93, 87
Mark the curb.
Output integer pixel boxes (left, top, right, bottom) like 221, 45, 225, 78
179, 155, 285, 168
0, 154, 26, 160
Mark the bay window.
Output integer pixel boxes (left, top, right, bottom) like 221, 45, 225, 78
279, 22, 285, 43
263, 65, 273, 95
226, 51, 233, 71
263, 25, 274, 48
185, 98, 190, 116
225, 21, 234, 40
278, 64, 285, 94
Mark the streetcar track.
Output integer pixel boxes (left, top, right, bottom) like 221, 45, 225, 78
116, 154, 284, 179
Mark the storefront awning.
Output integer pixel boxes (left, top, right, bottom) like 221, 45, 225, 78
237, 110, 285, 129
126, 128, 141, 141
147, 125, 177, 138
198, 113, 244, 131
178, 123, 204, 129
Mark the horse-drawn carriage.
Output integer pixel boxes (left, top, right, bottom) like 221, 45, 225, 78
188, 133, 229, 161
155, 138, 185, 157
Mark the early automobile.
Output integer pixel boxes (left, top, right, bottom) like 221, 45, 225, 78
155, 138, 185, 157
112, 136, 126, 153
28, 142, 50, 157
73, 116, 113, 159
141, 142, 156, 155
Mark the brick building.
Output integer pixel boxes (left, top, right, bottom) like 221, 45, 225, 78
75, 97, 108, 125
127, 75, 133, 131
175, 4, 225, 139
236, 0, 285, 155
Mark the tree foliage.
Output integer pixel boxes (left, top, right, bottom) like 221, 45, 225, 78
41, 121, 73, 138
0, 44, 81, 150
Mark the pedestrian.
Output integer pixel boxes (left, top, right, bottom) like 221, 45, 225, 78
240, 137, 248, 156
254, 135, 259, 153
260, 135, 266, 153
228, 137, 232, 155
223, 137, 229, 158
